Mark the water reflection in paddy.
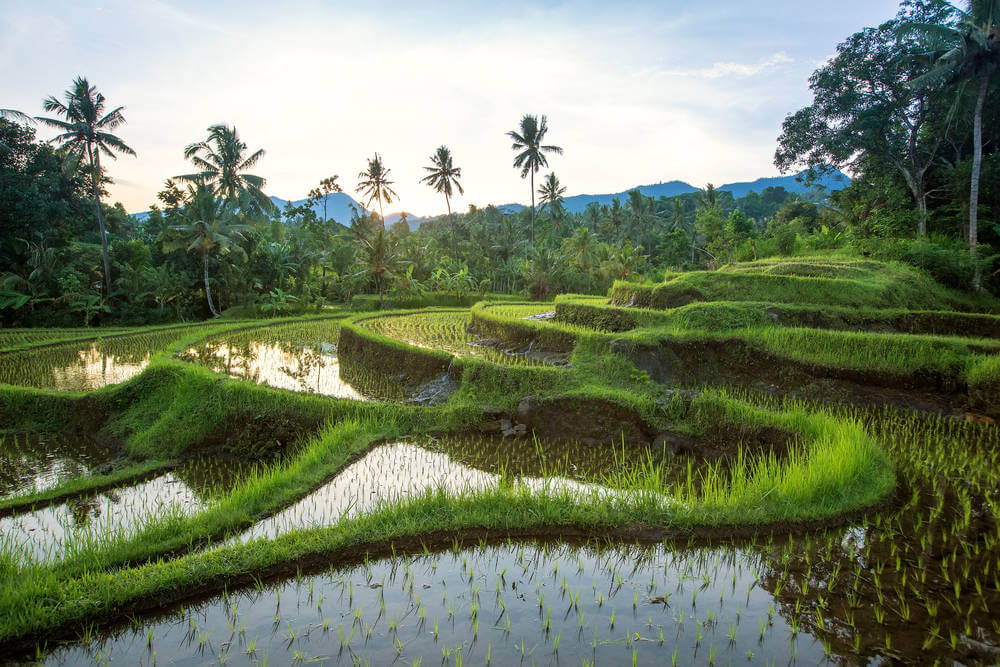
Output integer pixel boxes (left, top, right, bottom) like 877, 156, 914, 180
0, 457, 255, 562
0, 329, 185, 391
181, 341, 365, 399
43, 539, 835, 666
235, 436, 677, 544
179, 319, 368, 400
0, 432, 118, 499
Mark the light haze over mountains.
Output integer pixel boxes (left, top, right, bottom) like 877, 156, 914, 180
257, 168, 848, 229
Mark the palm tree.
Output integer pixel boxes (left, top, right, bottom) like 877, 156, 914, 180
507, 114, 563, 246
905, 0, 999, 290
564, 226, 598, 273
672, 197, 697, 263
420, 145, 464, 258
356, 153, 398, 229
537, 172, 568, 230
356, 227, 402, 306
179, 124, 273, 215
626, 189, 653, 243
36, 77, 135, 295
166, 183, 250, 317
0, 109, 33, 124
699, 183, 719, 211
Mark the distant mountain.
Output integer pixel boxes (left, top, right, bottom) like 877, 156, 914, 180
495, 169, 849, 215
717, 170, 849, 199
131, 168, 848, 224
268, 192, 365, 225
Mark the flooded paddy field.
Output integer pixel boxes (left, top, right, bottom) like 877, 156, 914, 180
42, 513, 1000, 666
0, 329, 191, 391
0, 432, 119, 499
357, 311, 567, 366
234, 434, 682, 543
178, 319, 367, 399
0, 457, 255, 562
18, 399, 999, 665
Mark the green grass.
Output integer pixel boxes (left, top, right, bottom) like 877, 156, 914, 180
0, 460, 172, 515
1, 252, 996, 654
613, 256, 1000, 312
0, 390, 893, 646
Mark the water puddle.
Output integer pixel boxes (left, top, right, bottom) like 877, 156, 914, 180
0, 329, 185, 391
0, 432, 119, 499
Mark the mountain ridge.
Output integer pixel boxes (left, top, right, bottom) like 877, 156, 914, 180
134, 168, 848, 229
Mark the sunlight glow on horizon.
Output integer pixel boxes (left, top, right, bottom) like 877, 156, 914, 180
2, 0, 901, 218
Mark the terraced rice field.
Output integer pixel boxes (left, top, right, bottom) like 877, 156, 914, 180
0, 457, 256, 562
179, 319, 366, 399
0, 329, 192, 391
0, 433, 118, 499
235, 434, 680, 543
358, 311, 560, 366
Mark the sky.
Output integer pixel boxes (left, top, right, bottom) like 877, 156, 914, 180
2, 0, 902, 217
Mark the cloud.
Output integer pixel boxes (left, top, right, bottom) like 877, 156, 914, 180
664, 52, 794, 79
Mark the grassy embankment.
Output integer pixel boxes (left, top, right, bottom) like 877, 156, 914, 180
8, 255, 988, 649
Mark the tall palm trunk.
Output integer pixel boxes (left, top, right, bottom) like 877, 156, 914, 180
529, 170, 536, 247
378, 200, 385, 230
446, 193, 457, 259
970, 68, 989, 291
88, 143, 112, 296
203, 249, 220, 317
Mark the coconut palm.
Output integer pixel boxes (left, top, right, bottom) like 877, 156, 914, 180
507, 114, 563, 246
0, 109, 33, 124
904, 0, 999, 289
564, 225, 598, 273
355, 227, 402, 306
166, 183, 250, 317
179, 124, 273, 215
537, 172, 567, 230
356, 153, 398, 229
421, 145, 464, 257
35, 77, 135, 295
672, 197, 697, 263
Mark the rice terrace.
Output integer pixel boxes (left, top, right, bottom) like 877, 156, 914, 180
3, 0, 1000, 664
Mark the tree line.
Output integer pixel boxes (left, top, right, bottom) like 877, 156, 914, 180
1, 0, 996, 325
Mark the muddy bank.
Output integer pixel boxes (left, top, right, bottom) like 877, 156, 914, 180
613, 337, 978, 415
337, 321, 453, 399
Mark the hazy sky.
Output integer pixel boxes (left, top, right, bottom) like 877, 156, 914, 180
3, 0, 902, 217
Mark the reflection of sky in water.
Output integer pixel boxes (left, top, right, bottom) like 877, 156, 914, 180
234, 442, 667, 544
183, 342, 365, 400
43, 540, 844, 666
48, 345, 151, 391
0, 433, 118, 498
0, 473, 205, 562
0, 332, 183, 391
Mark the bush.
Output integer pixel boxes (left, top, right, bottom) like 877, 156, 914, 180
853, 236, 996, 293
